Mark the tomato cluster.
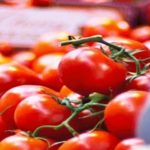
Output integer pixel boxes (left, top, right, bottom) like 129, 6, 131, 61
0, 18, 150, 150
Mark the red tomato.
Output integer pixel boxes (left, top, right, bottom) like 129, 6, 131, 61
0, 85, 59, 128
130, 26, 150, 42
0, 42, 12, 56
125, 73, 150, 91
11, 51, 37, 68
59, 46, 127, 96
114, 138, 145, 150
0, 133, 58, 150
32, 53, 64, 91
14, 94, 79, 140
59, 131, 119, 150
33, 32, 73, 57
27, 0, 53, 6
81, 18, 130, 37
0, 116, 10, 141
0, 62, 44, 96
103, 39, 150, 72
104, 90, 149, 139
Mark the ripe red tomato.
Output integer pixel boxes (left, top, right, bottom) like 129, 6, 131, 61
33, 33, 73, 57
0, 85, 59, 128
114, 138, 145, 150
11, 51, 37, 68
14, 94, 79, 140
130, 26, 150, 42
81, 18, 131, 37
0, 62, 44, 96
32, 53, 64, 91
59, 131, 119, 150
59, 46, 127, 96
104, 90, 149, 139
102, 39, 150, 72
0, 42, 12, 56
125, 73, 150, 91
27, 0, 53, 6
0, 116, 10, 141
0, 133, 58, 150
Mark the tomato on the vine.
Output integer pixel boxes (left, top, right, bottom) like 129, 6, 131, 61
59, 46, 127, 96
0, 85, 59, 128
59, 131, 119, 150
104, 90, 149, 139
14, 94, 79, 140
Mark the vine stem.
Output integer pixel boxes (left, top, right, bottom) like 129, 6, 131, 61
62, 35, 142, 77
32, 93, 107, 138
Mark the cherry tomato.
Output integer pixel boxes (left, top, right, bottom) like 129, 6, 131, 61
0, 133, 58, 150
59, 46, 127, 96
11, 51, 37, 68
103, 39, 150, 72
59, 131, 119, 150
104, 90, 149, 139
115, 138, 145, 150
0, 85, 59, 128
14, 94, 79, 140
33, 32, 73, 57
130, 26, 150, 42
0, 62, 44, 96
125, 73, 150, 91
81, 18, 130, 37
0, 42, 12, 56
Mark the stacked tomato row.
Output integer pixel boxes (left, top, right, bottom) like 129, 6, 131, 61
0, 18, 150, 150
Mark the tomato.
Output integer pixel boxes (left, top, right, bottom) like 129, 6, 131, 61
14, 94, 79, 140
0, 42, 12, 56
114, 138, 145, 150
130, 26, 150, 42
11, 51, 37, 68
0, 85, 59, 128
27, 0, 53, 6
59, 131, 119, 150
0, 116, 10, 141
102, 39, 150, 72
32, 53, 64, 91
59, 46, 127, 96
0, 133, 58, 150
33, 32, 73, 57
81, 18, 130, 37
104, 90, 149, 139
125, 73, 150, 91
0, 62, 44, 96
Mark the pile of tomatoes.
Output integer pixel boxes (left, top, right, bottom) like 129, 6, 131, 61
0, 18, 150, 150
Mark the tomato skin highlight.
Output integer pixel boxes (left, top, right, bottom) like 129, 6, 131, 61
114, 138, 145, 150
59, 131, 119, 150
59, 47, 127, 96
104, 90, 149, 139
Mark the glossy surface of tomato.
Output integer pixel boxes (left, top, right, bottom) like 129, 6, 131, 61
130, 26, 150, 42
59, 131, 119, 150
104, 90, 149, 139
59, 47, 127, 96
81, 18, 130, 37
11, 51, 37, 68
0, 85, 59, 128
114, 138, 145, 150
0, 62, 44, 96
0, 134, 57, 150
33, 33, 73, 57
14, 94, 79, 140
125, 73, 150, 91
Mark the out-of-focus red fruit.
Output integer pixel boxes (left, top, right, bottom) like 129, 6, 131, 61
130, 26, 150, 42
27, 0, 54, 7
